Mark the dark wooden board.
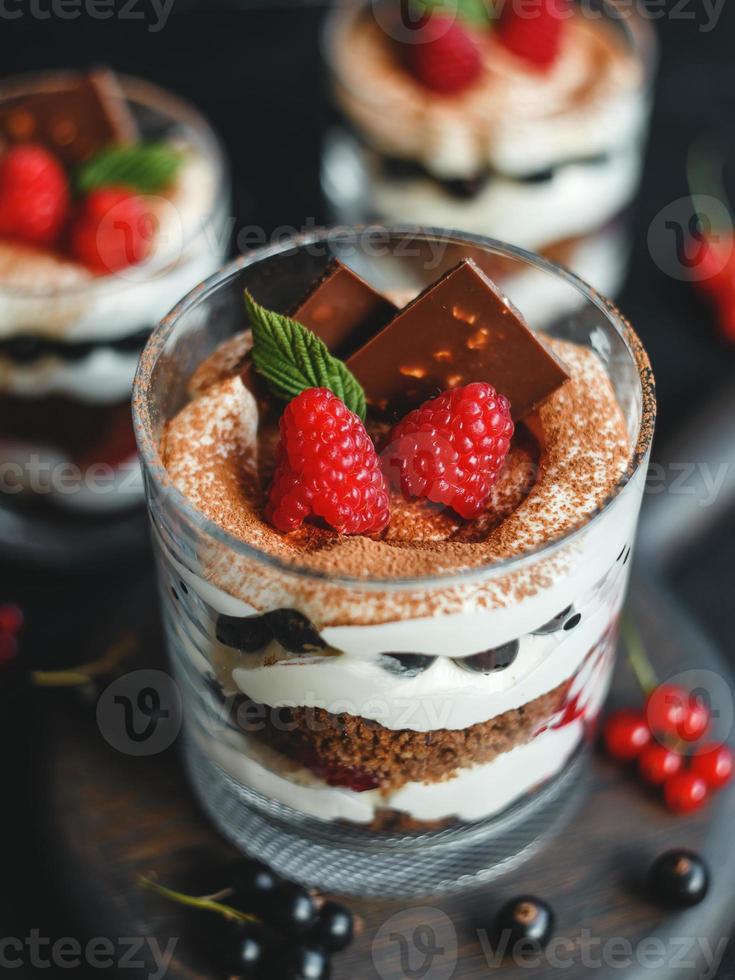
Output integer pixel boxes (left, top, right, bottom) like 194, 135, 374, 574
40, 575, 735, 979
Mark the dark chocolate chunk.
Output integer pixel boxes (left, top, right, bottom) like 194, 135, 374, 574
290, 259, 398, 358
0, 68, 138, 166
532, 606, 573, 636
345, 258, 570, 421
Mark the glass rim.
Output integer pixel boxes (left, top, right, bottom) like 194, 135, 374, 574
0, 70, 229, 301
132, 224, 656, 591
322, 0, 659, 115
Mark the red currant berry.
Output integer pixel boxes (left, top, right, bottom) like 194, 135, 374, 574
679, 696, 711, 742
664, 772, 709, 814
646, 684, 688, 736
638, 743, 683, 786
0, 603, 23, 635
603, 709, 651, 761
0, 632, 18, 665
691, 744, 734, 791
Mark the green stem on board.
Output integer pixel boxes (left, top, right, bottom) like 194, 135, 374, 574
621, 613, 658, 696
138, 876, 259, 925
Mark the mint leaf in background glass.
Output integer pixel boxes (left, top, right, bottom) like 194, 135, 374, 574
76, 142, 183, 194
411, 0, 493, 26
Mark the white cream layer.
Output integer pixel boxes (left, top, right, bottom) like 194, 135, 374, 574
369, 146, 642, 254
0, 440, 143, 512
224, 576, 624, 731
0, 346, 139, 403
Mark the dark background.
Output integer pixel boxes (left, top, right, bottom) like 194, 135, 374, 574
2, 0, 735, 974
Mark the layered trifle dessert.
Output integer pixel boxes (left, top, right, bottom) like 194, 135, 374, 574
323, 0, 655, 294
137, 233, 654, 837
0, 69, 227, 543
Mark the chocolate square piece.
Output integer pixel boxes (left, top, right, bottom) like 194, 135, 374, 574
291, 259, 398, 358
0, 68, 138, 166
346, 258, 570, 420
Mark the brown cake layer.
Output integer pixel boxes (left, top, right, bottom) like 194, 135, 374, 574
231, 681, 568, 792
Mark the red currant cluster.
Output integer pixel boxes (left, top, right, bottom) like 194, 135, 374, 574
603, 683, 733, 813
0, 602, 23, 667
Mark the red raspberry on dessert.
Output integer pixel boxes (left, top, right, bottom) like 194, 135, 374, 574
0, 143, 70, 247
497, 0, 570, 71
403, 16, 483, 94
266, 387, 390, 536
70, 186, 154, 274
383, 381, 514, 520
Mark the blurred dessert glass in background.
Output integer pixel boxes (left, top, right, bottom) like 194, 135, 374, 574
0, 69, 228, 563
322, 0, 656, 296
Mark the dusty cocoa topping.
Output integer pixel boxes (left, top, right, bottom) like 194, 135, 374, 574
162, 332, 630, 579
228, 682, 566, 791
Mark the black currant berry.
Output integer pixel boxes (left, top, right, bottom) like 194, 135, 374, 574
274, 944, 331, 980
379, 653, 437, 677
266, 609, 326, 653
216, 614, 273, 652
648, 850, 710, 908
533, 607, 573, 635
232, 859, 281, 910
454, 641, 519, 674
495, 896, 555, 954
311, 901, 354, 952
221, 922, 270, 977
268, 881, 318, 936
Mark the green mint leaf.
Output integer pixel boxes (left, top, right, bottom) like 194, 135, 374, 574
411, 0, 492, 26
244, 291, 367, 420
76, 142, 183, 195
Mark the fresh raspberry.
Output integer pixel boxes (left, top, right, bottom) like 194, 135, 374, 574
497, 0, 570, 71
70, 187, 154, 275
266, 388, 390, 536
0, 144, 70, 247
403, 16, 483, 94
383, 382, 514, 520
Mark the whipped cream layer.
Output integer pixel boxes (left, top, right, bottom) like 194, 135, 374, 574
331, 9, 649, 180
190, 634, 613, 824
368, 145, 642, 254
0, 346, 139, 403
169, 553, 627, 732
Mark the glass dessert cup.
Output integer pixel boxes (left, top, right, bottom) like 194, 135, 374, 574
0, 71, 229, 566
322, 0, 657, 297
133, 227, 655, 896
